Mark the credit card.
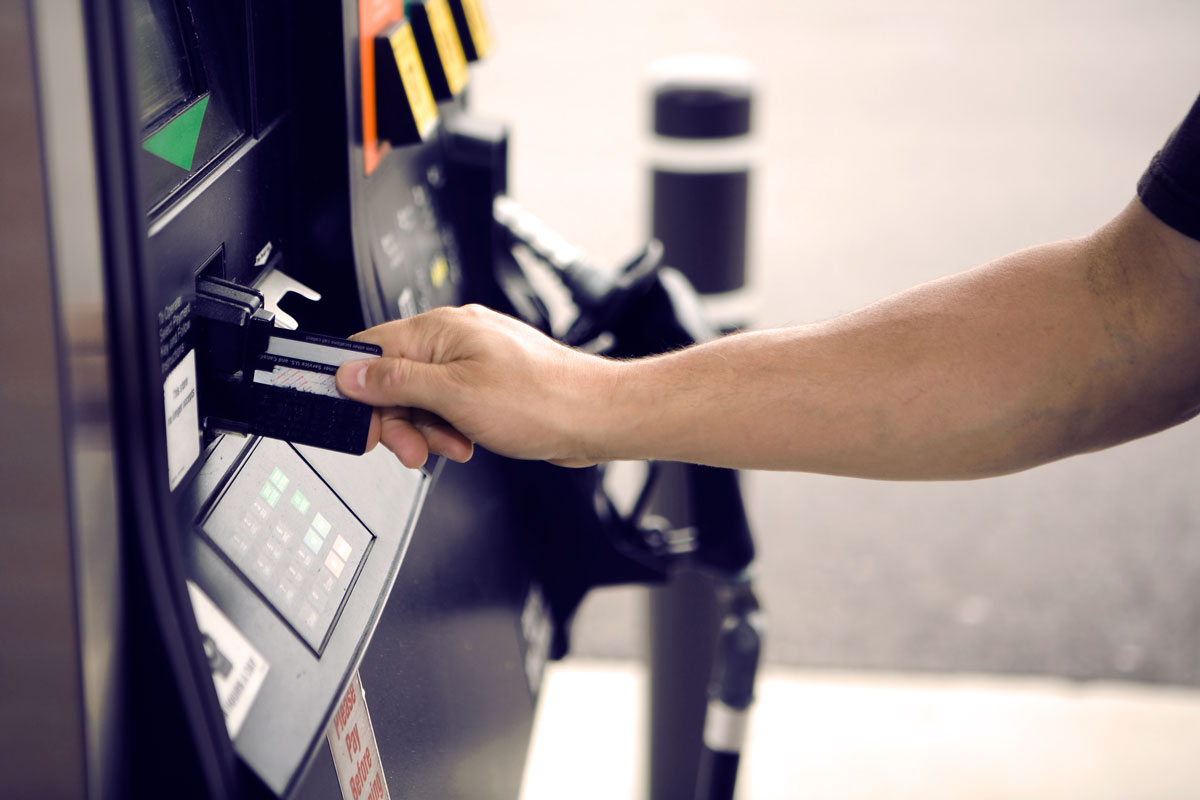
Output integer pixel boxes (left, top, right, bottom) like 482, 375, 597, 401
252, 353, 343, 398
246, 331, 381, 455
263, 328, 382, 366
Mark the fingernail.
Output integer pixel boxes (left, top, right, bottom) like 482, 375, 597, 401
343, 360, 368, 391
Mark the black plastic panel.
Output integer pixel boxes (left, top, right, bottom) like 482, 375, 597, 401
294, 450, 538, 800
363, 136, 464, 320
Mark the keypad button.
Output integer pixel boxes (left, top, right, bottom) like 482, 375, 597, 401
276, 579, 297, 608
303, 528, 324, 555
291, 491, 311, 515
312, 513, 331, 538
269, 467, 290, 492
264, 538, 284, 561
324, 551, 345, 579
274, 521, 296, 545
253, 553, 275, 580
332, 535, 352, 561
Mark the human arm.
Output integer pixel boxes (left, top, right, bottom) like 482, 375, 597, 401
336, 198, 1200, 476
606, 198, 1200, 477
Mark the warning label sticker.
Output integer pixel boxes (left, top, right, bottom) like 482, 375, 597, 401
187, 581, 270, 739
328, 672, 390, 800
163, 349, 200, 490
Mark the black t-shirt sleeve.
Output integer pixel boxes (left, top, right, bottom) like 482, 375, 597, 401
1138, 93, 1200, 242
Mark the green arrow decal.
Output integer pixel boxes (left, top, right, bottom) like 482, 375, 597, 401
142, 95, 209, 171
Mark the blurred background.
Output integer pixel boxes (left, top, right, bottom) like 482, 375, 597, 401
463, 1, 1200, 797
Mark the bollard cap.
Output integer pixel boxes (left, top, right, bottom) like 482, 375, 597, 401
648, 54, 755, 140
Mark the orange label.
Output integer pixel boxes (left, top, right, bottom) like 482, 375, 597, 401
358, 0, 407, 174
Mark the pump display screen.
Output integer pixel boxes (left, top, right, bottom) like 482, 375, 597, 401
133, 0, 200, 126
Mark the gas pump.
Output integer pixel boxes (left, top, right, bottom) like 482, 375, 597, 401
3, 1, 761, 798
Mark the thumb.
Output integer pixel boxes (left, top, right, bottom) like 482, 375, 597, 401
336, 356, 447, 412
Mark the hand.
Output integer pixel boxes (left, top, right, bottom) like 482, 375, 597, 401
336, 305, 618, 469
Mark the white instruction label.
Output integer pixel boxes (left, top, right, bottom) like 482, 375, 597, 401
187, 581, 271, 739
328, 672, 391, 800
163, 349, 200, 490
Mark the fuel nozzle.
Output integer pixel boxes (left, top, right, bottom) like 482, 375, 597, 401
492, 195, 664, 346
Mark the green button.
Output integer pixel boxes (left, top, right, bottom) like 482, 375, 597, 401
270, 467, 289, 492
266, 488, 281, 508
312, 513, 331, 538
291, 491, 310, 515
260, 482, 274, 501
303, 528, 324, 555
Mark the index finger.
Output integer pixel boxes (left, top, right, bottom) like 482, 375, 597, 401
348, 315, 442, 363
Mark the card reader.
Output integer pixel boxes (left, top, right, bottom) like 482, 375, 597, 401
194, 276, 380, 454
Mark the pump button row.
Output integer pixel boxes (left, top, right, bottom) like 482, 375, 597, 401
361, 0, 494, 167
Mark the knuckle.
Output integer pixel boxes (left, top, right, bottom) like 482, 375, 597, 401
426, 305, 457, 322
376, 357, 408, 394
459, 303, 491, 321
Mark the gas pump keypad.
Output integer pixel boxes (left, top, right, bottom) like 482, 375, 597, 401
201, 438, 372, 653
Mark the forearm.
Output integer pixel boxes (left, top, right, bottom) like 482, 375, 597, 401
340, 201, 1200, 474
591, 201, 1200, 478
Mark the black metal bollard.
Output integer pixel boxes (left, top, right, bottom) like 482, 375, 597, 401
646, 54, 757, 330
643, 54, 757, 800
